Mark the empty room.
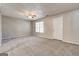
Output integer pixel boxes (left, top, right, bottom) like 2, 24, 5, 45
0, 3, 79, 56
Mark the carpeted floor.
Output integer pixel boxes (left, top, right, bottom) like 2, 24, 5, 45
1, 36, 79, 56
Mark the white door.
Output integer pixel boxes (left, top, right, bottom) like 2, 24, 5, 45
53, 16, 63, 40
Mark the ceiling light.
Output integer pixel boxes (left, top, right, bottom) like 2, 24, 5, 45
26, 11, 37, 20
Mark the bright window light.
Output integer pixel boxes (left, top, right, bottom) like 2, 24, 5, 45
36, 22, 40, 32
35, 21, 44, 33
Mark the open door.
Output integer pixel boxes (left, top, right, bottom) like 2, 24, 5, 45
53, 15, 63, 40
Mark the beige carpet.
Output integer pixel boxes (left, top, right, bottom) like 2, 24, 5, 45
1, 36, 79, 56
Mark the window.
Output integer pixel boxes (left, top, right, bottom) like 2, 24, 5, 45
35, 21, 44, 33
36, 22, 39, 32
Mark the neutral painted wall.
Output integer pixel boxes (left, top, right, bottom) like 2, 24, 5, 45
63, 11, 73, 43
33, 9, 79, 45
52, 15, 63, 40
73, 10, 79, 43
33, 16, 53, 39
63, 10, 79, 45
2, 16, 31, 39
0, 13, 2, 45
33, 15, 64, 40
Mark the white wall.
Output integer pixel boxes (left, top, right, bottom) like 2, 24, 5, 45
0, 13, 2, 45
63, 10, 79, 45
73, 10, 79, 42
53, 15, 63, 40
33, 9, 79, 45
63, 11, 73, 43
50, 9, 79, 45
33, 16, 53, 39
2, 16, 31, 39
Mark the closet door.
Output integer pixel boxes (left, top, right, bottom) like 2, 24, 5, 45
53, 15, 63, 40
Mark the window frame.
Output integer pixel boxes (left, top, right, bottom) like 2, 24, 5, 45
35, 21, 44, 33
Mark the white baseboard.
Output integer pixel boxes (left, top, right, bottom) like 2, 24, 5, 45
62, 40, 79, 45
2, 35, 30, 40
36, 35, 79, 45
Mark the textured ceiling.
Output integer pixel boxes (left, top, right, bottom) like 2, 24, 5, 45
0, 3, 79, 20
